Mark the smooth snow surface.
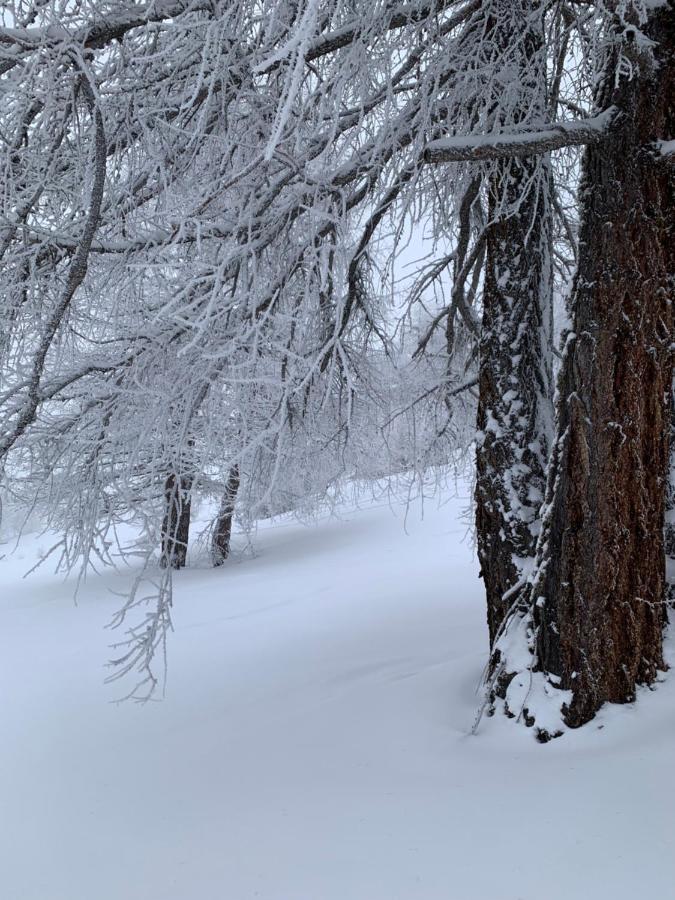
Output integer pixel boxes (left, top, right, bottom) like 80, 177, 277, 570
1, 480, 674, 900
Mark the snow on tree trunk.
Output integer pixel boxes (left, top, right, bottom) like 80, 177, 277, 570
160, 472, 192, 570
475, 2, 553, 646
211, 464, 240, 566
492, 5, 674, 737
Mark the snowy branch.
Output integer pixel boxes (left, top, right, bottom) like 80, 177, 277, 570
425, 108, 617, 163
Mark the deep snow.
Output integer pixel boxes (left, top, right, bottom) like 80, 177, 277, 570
1, 479, 674, 900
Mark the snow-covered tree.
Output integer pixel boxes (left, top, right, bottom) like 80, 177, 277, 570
482, 1, 674, 737
1, 0, 672, 722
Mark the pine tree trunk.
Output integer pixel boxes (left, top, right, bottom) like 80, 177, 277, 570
475, 2, 553, 646
211, 464, 240, 566
666, 386, 675, 607
160, 472, 192, 569
529, 7, 674, 729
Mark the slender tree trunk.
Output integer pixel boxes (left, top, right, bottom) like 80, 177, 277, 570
160, 472, 192, 569
211, 464, 240, 566
475, 2, 554, 645
519, 6, 674, 732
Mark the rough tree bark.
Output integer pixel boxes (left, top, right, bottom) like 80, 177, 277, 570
527, 5, 674, 730
160, 472, 192, 569
475, 1, 553, 645
211, 464, 240, 566
666, 386, 675, 607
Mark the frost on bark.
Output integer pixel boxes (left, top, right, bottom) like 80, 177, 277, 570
477, 163, 553, 645
475, 3, 553, 645
211, 464, 240, 566
160, 472, 192, 570
492, 5, 674, 735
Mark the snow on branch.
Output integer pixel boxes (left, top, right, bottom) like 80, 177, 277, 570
254, 0, 479, 73
0, 0, 211, 74
0, 74, 107, 460
425, 107, 617, 163
306, 0, 478, 63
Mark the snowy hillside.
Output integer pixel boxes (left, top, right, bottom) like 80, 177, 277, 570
1, 479, 674, 900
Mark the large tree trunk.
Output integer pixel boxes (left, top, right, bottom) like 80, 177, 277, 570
515, 6, 674, 733
160, 472, 192, 569
666, 386, 675, 607
211, 464, 240, 566
475, 2, 553, 646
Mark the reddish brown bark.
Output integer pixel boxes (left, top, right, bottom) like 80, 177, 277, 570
531, 7, 674, 729
666, 388, 675, 607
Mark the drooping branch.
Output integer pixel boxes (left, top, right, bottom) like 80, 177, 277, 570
0, 76, 107, 460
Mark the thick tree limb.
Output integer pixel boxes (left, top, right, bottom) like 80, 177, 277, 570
0, 1, 211, 75
425, 107, 616, 163
0, 1, 210, 50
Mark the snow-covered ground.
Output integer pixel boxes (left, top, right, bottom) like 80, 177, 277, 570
1, 479, 674, 900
